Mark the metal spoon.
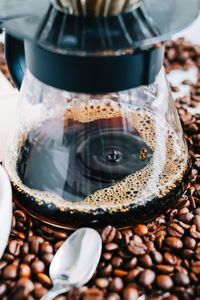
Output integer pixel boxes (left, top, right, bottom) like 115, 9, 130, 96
41, 227, 102, 300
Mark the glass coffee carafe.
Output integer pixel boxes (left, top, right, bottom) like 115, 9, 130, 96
1, 0, 199, 228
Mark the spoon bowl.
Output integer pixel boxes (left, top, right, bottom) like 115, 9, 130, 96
41, 228, 102, 300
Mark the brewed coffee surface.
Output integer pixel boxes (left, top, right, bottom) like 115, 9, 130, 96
4, 103, 188, 216
17, 117, 153, 202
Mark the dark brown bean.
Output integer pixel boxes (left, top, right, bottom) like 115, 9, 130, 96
8, 240, 21, 256
123, 287, 139, 300
101, 226, 116, 243
165, 237, 183, 249
105, 243, 119, 251
31, 260, 45, 274
174, 272, 190, 286
95, 278, 109, 289
156, 275, 173, 290
19, 264, 31, 278
139, 269, 156, 286
109, 277, 124, 292
2, 264, 18, 279
107, 292, 120, 300
155, 265, 174, 274
134, 224, 148, 236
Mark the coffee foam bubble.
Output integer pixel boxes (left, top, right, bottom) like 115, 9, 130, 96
4, 102, 189, 213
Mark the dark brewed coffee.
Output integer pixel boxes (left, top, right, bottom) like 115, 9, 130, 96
5, 104, 190, 228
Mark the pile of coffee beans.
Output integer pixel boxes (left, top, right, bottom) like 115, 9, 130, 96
0, 38, 200, 299
0, 42, 15, 87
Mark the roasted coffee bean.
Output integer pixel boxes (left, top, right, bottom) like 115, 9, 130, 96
127, 267, 142, 282
128, 239, 147, 256
42, 253, 54, 266
8, 240, 21, 256
156, 275, 173, 290
109, 277, 124, 292
19, 264, 31, 278
139, 269, 156, 286
3, 264, 18, 279
31, 260, 45, 274
33, 286, 48, 299
174, 272, 190, 286
111, 257, 123, 268
23, 254, 36, 264
29, 236, 44, 254
123, 287, 138, 300
39, 241, 53, 254
134, 224, 148, 236
165, 237, 183, 249
139, 254, 153, 267
155, 265, 174, 274
191, 261, 200, 274
167, 223, 184, 237
102, 252, 112, 261
106, 292, 120, 300
37, 273, 52, 287
105, 243, 119, 251
100, 264, 113, 277
124, 257, 138, 269
95, 278, 109, 289
184, 236, 196, 249
102, 226, 116, 243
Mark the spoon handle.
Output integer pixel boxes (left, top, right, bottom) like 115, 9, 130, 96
40, 285, 71, 300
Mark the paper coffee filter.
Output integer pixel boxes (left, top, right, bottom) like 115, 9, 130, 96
50, 0, 141, 16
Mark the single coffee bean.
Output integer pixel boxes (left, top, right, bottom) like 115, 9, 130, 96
2, 264, 18, 279
167, 223, 184, 237
111, 257, 123, 268
165, 237, 183, 249
84, 288, 104, 300
101, 226, 116, 243
127, 267, 142, 282
124, 257, 138, 269
23, 254, 36, 264
105, 243, 119, 251
156, 274, 173, 290
33, 286, 48, 299
31, 260, 45, 274
151, 251, 163, 264
139, 254, 153, 267
139, 269, 156, 286
102, 253, 112, 261
95, 278, 109, 289
123, 287, 139, 300
155, 265, 174, 274
109, 277, 124, 292
134, 224, 148, 236
39, 241, 53, 254
42, 253, 54, 266
184, 236, 196, 249
19, 264, 31, 278
107, 292, 120, 300
100, 264, 113, 277
37, 273, 52, 287
8, 240, 21, 256
174, 272, 190, 286
128, 240, 147, 256
191, 261, 200, 274
29, 236, 44, 254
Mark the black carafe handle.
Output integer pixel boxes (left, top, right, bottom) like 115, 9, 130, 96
4, 33, 26, 90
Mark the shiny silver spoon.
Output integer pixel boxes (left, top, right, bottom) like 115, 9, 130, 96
41, 228, 102, 300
